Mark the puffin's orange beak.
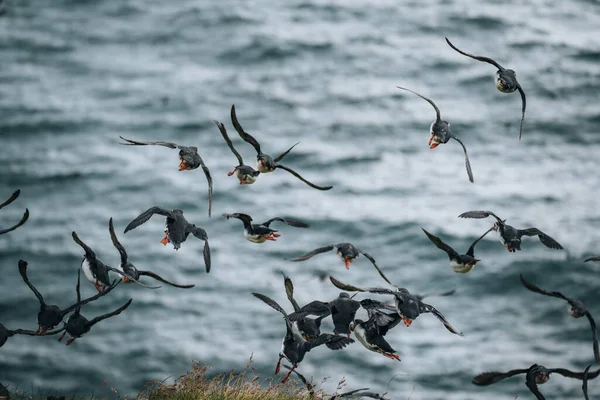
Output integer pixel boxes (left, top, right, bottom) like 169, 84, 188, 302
344, 259, 352, 269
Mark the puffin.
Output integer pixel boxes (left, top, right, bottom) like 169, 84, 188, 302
350, 300, 403, 362
422, 227, 494, 273
118, 136, 213, 217
473, 363, 600, 400
445, 37, 526, 140
222, 213, 309, 243
520, 274, 599, 363
231, 105, 333, 190
214, 120, 260, 185
289, 243, 392, 285
124, 206, 211, 272
109, 218, 194, 289
18, 260, 121, 334
0, 189, 29, 235
0, 382, 8, 400
1, 322, 63, 348
458, 210, 563, 252
283, 273, 324, 341
72, 231, 152, 292
252, 292, 354, 383
58, 270, 133, 346
396, 86, 474, 183
330, 276, 463, 336
287, 292, 363, 337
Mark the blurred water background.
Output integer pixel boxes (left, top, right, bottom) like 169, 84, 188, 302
1, 0, 600, 398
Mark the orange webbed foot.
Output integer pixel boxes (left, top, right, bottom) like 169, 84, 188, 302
160, 235, 169, 246
227, 171, 235, 176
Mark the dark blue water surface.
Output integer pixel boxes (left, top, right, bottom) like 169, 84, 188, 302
1, 0, 600, 398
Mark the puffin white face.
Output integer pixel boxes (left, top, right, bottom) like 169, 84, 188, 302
450, 260, 474, 273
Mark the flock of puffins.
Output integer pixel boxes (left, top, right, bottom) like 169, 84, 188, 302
0, 36, 598, 400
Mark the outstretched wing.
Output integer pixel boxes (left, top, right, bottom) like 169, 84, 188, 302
11, 327, 65, 336
252, 293, 288, 318
289, 245, 335, 262
466, 226, 495, 257
263, 217, 310, 228
450, 136, 474, 183
458, 210, 504, 224
420, 302, 463, 336
288, 301, 332, 321
0, 189, 20, 209
329, 276, 397, 296
109, 218, 128, 264
585, 256, 600, 262
214, 120, 244, 165
517, 228, 563, 250
309, 333, 354, 350
105, 266, 161, 289
62, 279, 121, 315
275, 164, 333, 191
396, 86, 441, 121
283, 273, 300, 312
525, 367, 546, 400
549, 367, 599, 380
86, 299, 133, 329
358, 250, 392, 285
517, 84, 526, 141
273, 142, 299, 163
196, 156, 213, 218
422, 228, 460, 259
18, 260, 45, 307
230, 104, 262, 155
472, 369, 529, 386
445, 37, 505, 70
138, 270, 195, 289
186, 225, 210, 273
0, 208, 29, 235
336, 389, 387, 399
71, 231, 96, 261
119, 136, 179, 149
415, 289, 456, 301
124, 206, 175, 233
519, 274, 571, 302
585, 312, 600, 364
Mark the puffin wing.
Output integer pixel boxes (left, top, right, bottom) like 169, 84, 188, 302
138, 270, 195, 289
329, 276, 396, 296
283, 273, 301, 312
61, 279, 121, 315
450, 136, 474, 183
0, 189, 19, 209
422, 228, 460, 259
263, 217, 310, 228
517, 228, 563, 250
105, 266, 162, 289
85, 299, 133, 329
273, 142, 300, 163
458, 210, 504, 224
310, 333, 354, 350
396, 86, 441, 121
275, 164, 333, 191
119, 136, 179, 149
466, 226, 495, 257
214, 120, 244, 165
289, 245, 335, 262
420, 302, 463, 336
583, 365, 592, 400
445, 37, 505, 70
71, 231, 96, 260
230, 104, 262, 155
357, 250, 392, 285
196, 155, 213, 218
548, 367, 593, 380
585, 256, 600, 262
186, 225, 210, 273
124, 207, 175, 233
472, 369, 529, 385
0, 208, 29, 235
18, 260, 45, 307
252, 293, 288, 318
517, 84, 526, 140
108, 218, 128, 264
415, 289, 456, 301
288, 301, 332, 321
519, 274, 572, 302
